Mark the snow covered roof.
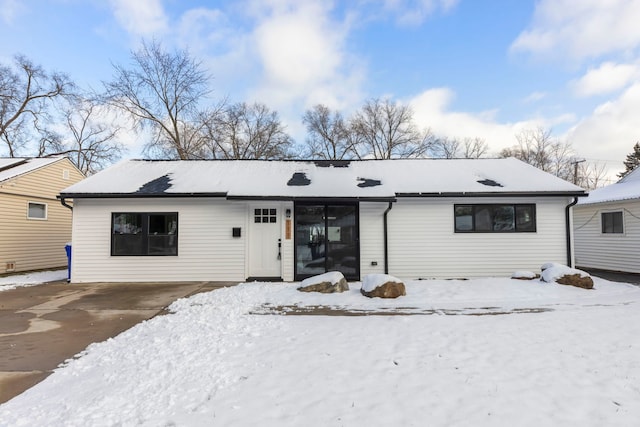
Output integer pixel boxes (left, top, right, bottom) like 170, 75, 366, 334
577, 179, 640, 205
60, 158, 586, 200
0, 157, 67, 183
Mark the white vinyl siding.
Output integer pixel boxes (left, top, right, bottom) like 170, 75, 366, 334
574, 201, 640, 273
279, 202, 295, 281
385, 197, 570, 279
359, 202, 387, 276
71, 198, 249, 282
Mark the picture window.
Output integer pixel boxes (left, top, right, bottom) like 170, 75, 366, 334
454, 204, 536, 233
111, 212, 178, 256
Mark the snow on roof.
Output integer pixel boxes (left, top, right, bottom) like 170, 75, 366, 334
0, 157, 65, 183
577, 179, 640, 205
60, 158, 585, 199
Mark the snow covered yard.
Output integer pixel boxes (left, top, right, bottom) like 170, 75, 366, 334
0, 269, 67, 292
1, 277, 640, 426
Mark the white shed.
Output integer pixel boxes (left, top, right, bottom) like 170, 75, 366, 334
59, 158, 585, 282
574, 168, 640, 273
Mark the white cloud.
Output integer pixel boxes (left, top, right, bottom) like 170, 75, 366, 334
244, 0, 366, 136
0, 0, 24, 23
566, 83, 640, 167
523, 91, 547, 103
511, 0, 640, 61
377, 0, 460, 26
108, 0, 168, 38
408, 88, 545, 153
571, 62, 639, 97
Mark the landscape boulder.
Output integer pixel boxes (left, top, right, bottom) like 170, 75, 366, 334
360, 274, 406, 298
555, 274, 594, 290
297, 271, 349, 293
540, 262, 594, 290
511, 271, 538, 280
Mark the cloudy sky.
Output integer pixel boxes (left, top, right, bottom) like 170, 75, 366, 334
1, 0, 638, 180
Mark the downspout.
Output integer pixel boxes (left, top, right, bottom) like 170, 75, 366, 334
383, 201, 394, 274
59, 196, 73, 211
565, 197, 579, 267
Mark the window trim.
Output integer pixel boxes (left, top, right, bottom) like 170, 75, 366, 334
600, 210, 624, 234
454, 203, 537, 233
111, 212, 179, 256
27, 201, 48, 220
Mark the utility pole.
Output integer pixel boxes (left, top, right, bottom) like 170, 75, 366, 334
572, 159, 586, 185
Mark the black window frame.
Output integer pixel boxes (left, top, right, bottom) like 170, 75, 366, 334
454, 204, 537, 233
111, 212, 178, 256
601, 211, 624, 234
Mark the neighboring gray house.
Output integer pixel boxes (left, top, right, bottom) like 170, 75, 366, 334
574, 167, 640, 273
59, 158, 585, 283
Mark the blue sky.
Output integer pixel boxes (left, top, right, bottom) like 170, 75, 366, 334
1, 0, 639, 181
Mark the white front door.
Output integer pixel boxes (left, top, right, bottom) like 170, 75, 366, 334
248, 205, 282, 278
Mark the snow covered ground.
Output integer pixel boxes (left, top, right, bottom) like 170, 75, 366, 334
0, 269, 66, 292
1, 276, 640, 426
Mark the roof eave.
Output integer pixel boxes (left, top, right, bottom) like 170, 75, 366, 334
395, 191, 588, 198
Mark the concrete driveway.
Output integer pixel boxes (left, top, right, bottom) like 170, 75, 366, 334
0, 280, 236, 404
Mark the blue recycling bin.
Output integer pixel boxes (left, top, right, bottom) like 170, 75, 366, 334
65, 244, 72, 282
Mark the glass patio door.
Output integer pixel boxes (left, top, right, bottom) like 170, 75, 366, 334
295, 203, 359, 280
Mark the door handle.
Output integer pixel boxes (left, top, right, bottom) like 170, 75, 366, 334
277, 238, 281, 260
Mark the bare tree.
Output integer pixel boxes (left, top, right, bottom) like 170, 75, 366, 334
461, 137, 489, 159
51, 98, 124, 174
350, 98, 434, 159
302, 104, 356, 160
430, 137, 460, 158
200, 102, 295, 159
500, 127, 576, 181
104, 40, 211, 159
576, 161, 609, 190
0, 55, 75, 157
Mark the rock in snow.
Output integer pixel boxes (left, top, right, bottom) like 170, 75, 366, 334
540, 263, 593, 290
511, 271, 538, 280
361, 274, 406, 298
297, 271, 349, 293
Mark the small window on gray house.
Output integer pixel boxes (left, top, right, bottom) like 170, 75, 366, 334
27, 202, 47, 220
601, 211, 623, 234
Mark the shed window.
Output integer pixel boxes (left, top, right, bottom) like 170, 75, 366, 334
601, 211, 623, 234
27, 202, 47, 220
111, 212, 178, 256
454, 204, 536, 233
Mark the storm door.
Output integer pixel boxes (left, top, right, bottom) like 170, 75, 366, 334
294, 203, 359, 280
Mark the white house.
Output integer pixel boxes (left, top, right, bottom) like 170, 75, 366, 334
574, 167, 640, 274
59, 158, 585, 283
